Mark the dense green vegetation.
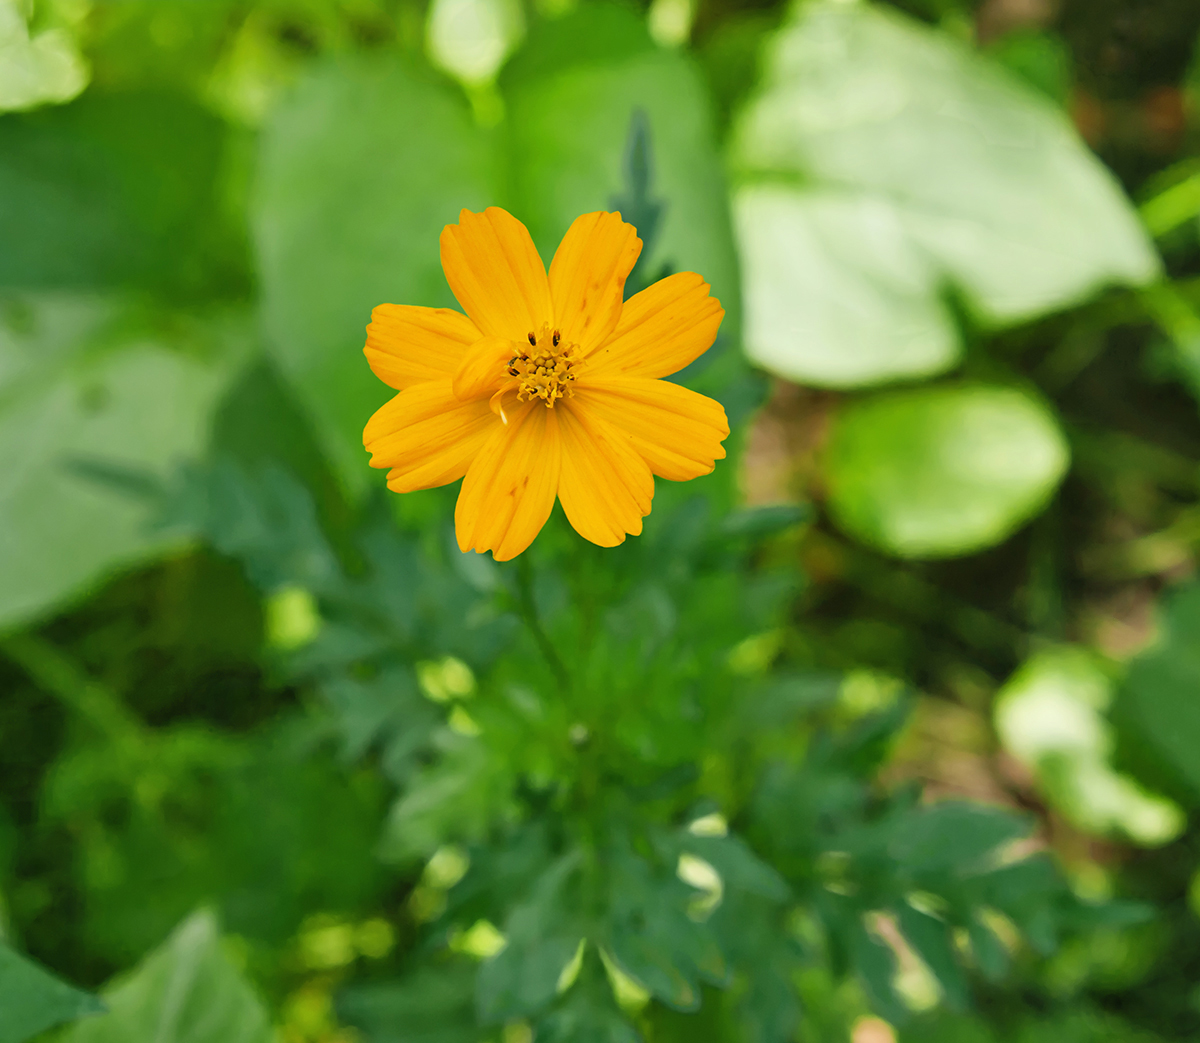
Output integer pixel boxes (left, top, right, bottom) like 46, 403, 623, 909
4, 0, 1200, 1040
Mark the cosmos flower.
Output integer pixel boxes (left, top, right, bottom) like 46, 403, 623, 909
363, 207, 728, 560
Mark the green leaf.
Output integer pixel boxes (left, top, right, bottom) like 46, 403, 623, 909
896, 903, 968, 1011
0, 0, 88, 112
378, 732, 513, 864
734, 186, 961, 387
606, 848, 727, 1012
534, 949, 639, 1043
0, 92, 248, 298
0, 295, 248, 628
0, 945, 102, 1043
995, 647, 1183, 844
337, 963, 483, 1043
501, 4, 740, 332
731, 1, 1159, 387
966, 914, 1009, 983
254, 57, 495, 490
1118, 582, 1200, 802
476, 854, 586, 1022
887, 801, 1028, 877
823, 385, 1069, 558
62, 910, 273, 1043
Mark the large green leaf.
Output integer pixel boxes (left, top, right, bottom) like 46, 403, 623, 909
731, 0, 1158, 387
995, 647, 1183, 844
0, 0, 87, 112
254, 57, 495, 490
0, 91, 248, 299
0, 295, 248, 628
62, 910, 273, 1043
502, 5, 740, 332
0, 946, 102, 1043
734, 186, 958, 386
823, 385, 1069, 558
1118, 583, 1200, 803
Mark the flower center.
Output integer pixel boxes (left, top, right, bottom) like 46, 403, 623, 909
508, 323, 577, 408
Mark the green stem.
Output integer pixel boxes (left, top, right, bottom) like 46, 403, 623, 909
515, 556, 571, 695
0, 632, 144, 745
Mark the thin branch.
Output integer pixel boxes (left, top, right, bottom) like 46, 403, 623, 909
515, 556, 571, 695
1, 632, 144, 745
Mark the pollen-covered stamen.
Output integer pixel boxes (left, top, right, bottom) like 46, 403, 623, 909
508, 322, 577, 407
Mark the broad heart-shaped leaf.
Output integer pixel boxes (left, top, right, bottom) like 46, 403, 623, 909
254, 57, 494, 491
734, 186, 959, 387
731, 0, 1159, 387
0, 945, 102, 1043
1118, 583, 1200, 803
823, 385, 1069, 558
0, 294, 248, 628
62, 910, 272, 1043
501, 3, 741, 333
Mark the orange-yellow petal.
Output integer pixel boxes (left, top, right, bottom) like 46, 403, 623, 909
556, 402, 653, 548
584, 273, 724, 380
365, 305, 482, 390
440, 208, 554, 342
453, 336, 518, 400
572, 377, 729, 482
455, 402, 562, 561
548, 212, 642, 354
364, 379, 496, 492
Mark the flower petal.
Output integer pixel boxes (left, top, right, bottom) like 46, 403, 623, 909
440, 207, 554, 342
365, 305, 482, 390
584, 272, 724, 379
453, 336, 518, 400
572, 377, 729, 482
557, 401, 653, 548
364, 379, 496, 492
549, 211, 642, 354
455, 402, 562, 561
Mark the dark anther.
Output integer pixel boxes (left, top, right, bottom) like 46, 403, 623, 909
528, 332, 537, 346
552, 330, 560, 346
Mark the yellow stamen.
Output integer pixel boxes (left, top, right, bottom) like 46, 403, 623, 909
508, 322, 577, 408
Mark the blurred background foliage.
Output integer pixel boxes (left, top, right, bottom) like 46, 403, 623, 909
4, 0, 1200, 1040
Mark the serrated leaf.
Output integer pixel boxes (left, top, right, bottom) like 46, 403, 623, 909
887, 801, 1028, 878
966, 915, 1009, 983
606, 849, 727, 1012
683, 833, 790, 903
535, 950, 640, 1043
476, 854, 585, 1023
337, 964, 482, 1043
62, 910, 273, 1043
0, 945, 102, 1043
896, 903, 968, 1011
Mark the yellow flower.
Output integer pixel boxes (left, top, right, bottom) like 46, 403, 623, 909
363, 207, 729, 561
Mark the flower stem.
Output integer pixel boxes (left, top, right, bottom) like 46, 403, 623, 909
515, 556, 571, 695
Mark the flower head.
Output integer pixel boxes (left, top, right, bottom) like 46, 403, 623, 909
363, 207, 728, 560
